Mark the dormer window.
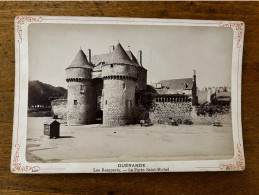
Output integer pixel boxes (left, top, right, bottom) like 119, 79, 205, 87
182, 83, 188, 89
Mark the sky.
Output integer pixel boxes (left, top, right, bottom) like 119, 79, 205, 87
28, 23, 233, 89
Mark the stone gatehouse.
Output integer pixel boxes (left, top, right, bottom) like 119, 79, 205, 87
52, 42, 199, 126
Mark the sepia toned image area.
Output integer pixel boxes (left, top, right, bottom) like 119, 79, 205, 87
26, 23, 234, 163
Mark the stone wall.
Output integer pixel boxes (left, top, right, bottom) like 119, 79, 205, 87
65, 67, 96, 125
102, 64, 137, 126
102, 64, 138, 78
197, 90, 208, 105
103, 78, 136, 126
66, 80, 96, 125
149, 102, 192, 124
139, 100, 231, 125
51, 99, 67, 119
136, 67, 147, 90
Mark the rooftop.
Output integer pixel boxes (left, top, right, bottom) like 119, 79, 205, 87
67, 49, 93, 69
159, 78, 194, 90
106, 43, 138, 66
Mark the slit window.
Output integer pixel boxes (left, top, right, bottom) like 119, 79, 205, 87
123, 83, 126, 89
110, 64, 113, 68
80, 85, 85, 94
105, 100, 107, 105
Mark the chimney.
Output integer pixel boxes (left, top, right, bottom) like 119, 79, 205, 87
207, 88, 212, 103
211, 87, 216, 94
193, 69, 196, 82
88, 49, 91, 63
109, 45, 115, 53
138, 50, 142, 66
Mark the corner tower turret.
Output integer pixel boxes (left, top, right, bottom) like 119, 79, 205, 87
127, 49, 147, 91
65, 49, 95, 125
102, 43, 138, 126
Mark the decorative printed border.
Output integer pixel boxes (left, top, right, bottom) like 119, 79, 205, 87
16, 16, 43, 43
219, 21, 244, 48
12, 144, 40, 172
219, 143, 244, 170
12, 16, 245, 173
218, 21, 244, 171
13, 16, 44, 173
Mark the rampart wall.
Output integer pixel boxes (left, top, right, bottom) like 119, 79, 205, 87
51, 99, 67, 119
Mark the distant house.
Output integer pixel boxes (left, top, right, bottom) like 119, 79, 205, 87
152, 71, 197, 105
213, 91, 231, 106
197, 87, 231, 106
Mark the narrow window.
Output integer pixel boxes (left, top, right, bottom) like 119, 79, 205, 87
80, 85, 85, 94
74, 100, 78, 105
123, 83, 126, 89
110, 64, 113, 68
105, 100, 107, 105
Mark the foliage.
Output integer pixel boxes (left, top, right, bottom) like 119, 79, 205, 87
28, 80, 67, 107
196, 105, 230, 117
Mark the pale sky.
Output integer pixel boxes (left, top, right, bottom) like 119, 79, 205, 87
28, 23, 233, 89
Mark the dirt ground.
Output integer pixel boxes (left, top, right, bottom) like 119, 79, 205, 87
26, 117, 234, 163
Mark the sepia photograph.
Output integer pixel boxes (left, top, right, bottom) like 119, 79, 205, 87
26, 22, 234, 163
11, 16, 245, 173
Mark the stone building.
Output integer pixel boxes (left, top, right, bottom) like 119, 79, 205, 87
65, 43, 147, 126
197, 86, 231, 106
151, 71, 198, 105
52, 42, 215, 126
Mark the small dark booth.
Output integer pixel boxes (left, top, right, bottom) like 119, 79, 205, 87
44, 119, 60, 139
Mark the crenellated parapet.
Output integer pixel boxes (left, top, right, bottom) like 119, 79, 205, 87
103, 75, 137, 81
154, 95, 191, 103
65, 67, 92, 81
65, 49, 95, 125
66, 78, 91, 82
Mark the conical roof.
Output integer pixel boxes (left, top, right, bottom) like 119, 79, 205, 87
107, 43, 137, 66
67, 49, 92, 69
126, 50, 140, 66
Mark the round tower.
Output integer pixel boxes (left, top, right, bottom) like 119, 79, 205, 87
102, 43, 138, 126
65, 49, 95, 125
127, 49, 147, 91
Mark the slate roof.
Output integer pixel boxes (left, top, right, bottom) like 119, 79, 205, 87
126, 50, 139, 66
216, 91, 231, 98
217, 97, 231, 101
106, 43, 137, 66
159, 78, 194, 90
44, 119, 59, 125
67, 49, 92, 69
91, 53, 110, 66
90, 44, 142, 70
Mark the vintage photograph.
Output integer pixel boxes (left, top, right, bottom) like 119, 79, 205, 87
26, 22, 234, 163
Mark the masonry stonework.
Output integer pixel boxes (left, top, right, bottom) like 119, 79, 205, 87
51, 99, 67, 119
102, 63, 137, 126
51, 42, 201, 126
149, 102, 193, 124
65, 50, 96, 125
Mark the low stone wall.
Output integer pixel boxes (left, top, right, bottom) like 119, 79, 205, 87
149, 102, 192, 124
51, 99, 67, 119
139, 101, 230, 125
